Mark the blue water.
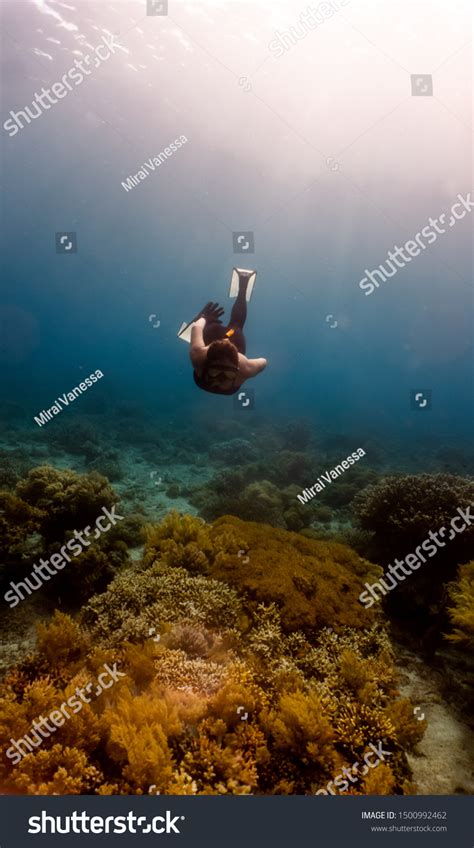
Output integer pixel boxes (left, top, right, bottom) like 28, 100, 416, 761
1, 0, 472, 454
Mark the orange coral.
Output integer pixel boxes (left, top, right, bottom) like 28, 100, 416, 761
10, 744, 103, 795
360, 762, 397, 795
209, 516, 382, 633
103, 683, 184, 792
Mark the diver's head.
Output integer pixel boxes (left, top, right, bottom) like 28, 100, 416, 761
202, 339, 239, 391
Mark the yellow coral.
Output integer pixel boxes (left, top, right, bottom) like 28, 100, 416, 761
446, 561, 474, 649
35, 612, 90, 680
209, 516, 382, 633
144, 511, 216, 568
263, 689, 336, 767
103, 682, 183, 791
385, 698, 425, 749
334, 701, 395, 750
360, 762, 396, 795
10, 745, 102, 795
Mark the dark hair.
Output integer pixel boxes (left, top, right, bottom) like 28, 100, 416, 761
206, 338, 239, 367
194, 339, 240, 395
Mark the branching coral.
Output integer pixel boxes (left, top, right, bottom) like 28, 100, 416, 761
10, 745, 103, 795
103, 683, 184, 791
164, 623, 216, 658
142, 513, 382, 633
0, 448, 33, 490
82, 561, 243, 647
263, 689, 336, 763
352, 474, 474, 637
0, 465, 129, 602
360, 762, 396, 795
15, 465, 118, 540
34, 612, 91, 681
445, 561, 474, 649
143, 511, 222, 569
153, 650, 229, 695
0, 491, 45, 566
353, 473, 474, 559
57, 539, 128, 601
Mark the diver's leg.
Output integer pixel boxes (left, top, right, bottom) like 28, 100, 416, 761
229, 327, 246, 354
229, 276, 248, 329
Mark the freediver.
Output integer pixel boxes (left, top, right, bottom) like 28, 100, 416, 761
178, 268, 267, 395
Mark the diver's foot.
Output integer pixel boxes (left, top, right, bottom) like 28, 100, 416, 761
229, 268, 257, 301
240, 269, 257, 302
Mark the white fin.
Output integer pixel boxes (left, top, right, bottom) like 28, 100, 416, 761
177, 321, 193, 343
229, 268, 257, 301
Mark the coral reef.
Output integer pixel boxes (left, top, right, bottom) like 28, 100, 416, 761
0, 512, 425, 796
82, 560, 243, 647
352, 474, 474, 639
142, 512, 382, 633
353, 474, 474, 561
318, 466, 378, 510
189, 471, 312, 531
15, 466, 118, 540
209, 439, 258, 465
0, 448, 34, 490
106, 512, 146, 549
211, 516, 382, 634
0, 492, 45, 566
39, 420, 101, 458
0, 613, 422, 796
312, 506, 333, 524
0, 466, 129, 602
86, 451, 123, 482
188, 439, 379, 530
2, 416, 471, 798
446, 561, 474, 649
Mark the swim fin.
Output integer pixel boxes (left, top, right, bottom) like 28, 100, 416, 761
229, 268, 257, 302
177, 320, 193, 343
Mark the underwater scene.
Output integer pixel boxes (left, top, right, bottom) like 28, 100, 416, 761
0, 0, 473, 800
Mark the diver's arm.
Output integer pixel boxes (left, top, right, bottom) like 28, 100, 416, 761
240, 356, 267, 377
190, 317, 208, 368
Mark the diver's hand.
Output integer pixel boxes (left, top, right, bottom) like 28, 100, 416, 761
199, 302, 225, 323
